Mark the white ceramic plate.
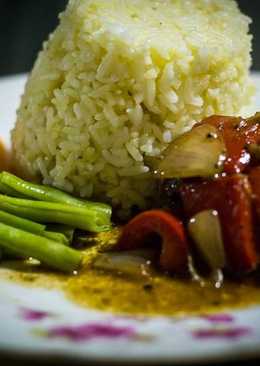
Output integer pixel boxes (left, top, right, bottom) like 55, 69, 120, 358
1, 73, 260, 365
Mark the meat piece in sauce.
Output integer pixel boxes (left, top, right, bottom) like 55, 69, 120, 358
179, 175, 258, 273
201, 114, 260, 174
119, 114, 260, 276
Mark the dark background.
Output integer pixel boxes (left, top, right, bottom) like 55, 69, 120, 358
0, 0, 260, 76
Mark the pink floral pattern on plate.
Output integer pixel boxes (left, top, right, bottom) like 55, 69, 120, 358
45, 323, 137, 342
17, 308, 253, 344
18, 307, 253, 343
201, 314, 234, 323
192, 327, 252, 340
19, 307, 53, 321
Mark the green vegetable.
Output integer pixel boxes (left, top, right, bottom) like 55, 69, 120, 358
46, 224, 74, 243
154, 124, 226, 179
0, 209, 70, 245
0, 181, 25, 197
188, 210, 226, 270
0, 194, 110, 232
0, 172, 111, 217
0, 209, 46, 235
43, 230, 69, 246
0, 223, 82, 272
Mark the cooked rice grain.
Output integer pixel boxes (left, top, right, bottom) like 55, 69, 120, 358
12, 0, 254, 217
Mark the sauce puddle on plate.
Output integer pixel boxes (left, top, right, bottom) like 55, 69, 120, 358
1, 246, 260, 316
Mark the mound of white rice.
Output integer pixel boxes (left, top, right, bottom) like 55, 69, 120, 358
12, 0, 254, 217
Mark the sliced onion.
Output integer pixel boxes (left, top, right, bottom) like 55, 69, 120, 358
211, 269, 224, 289
92, 249, 156, 277
154, 124, 226, 179
188, 210, 226, 270
187, 255, 205, 287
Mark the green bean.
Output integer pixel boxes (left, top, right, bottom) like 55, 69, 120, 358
0, 209, 46, 234
0, 181, 24, 197
46, 224, 74, 243
0, 172, 111, 217
0, 194, 111, 232
0, 210, 69, 245
0, 223, 82, 272
43, 230, 69, 246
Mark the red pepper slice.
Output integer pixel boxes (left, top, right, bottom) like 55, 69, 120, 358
180, 175, 258, 273
201, 115, 260, 174
117, 210, 189, 273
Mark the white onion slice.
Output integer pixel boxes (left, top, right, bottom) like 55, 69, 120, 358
154, 124, 226, 179
92, 249, 156, 277
188, 210, 226, 270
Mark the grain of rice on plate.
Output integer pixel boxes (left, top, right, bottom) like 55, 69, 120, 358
12, 0, 254, 217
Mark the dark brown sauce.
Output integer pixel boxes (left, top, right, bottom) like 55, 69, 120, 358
1, 229, 260, 317
65, 267, 260, 316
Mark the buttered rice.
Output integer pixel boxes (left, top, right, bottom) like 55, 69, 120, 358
12, 0, 254, 217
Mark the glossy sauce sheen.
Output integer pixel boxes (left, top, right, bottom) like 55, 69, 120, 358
1, 230, 260, 316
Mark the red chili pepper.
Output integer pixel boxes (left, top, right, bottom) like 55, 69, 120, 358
117, 210, 189, 273
180, 175, 258, 273
201, 115, 260, 174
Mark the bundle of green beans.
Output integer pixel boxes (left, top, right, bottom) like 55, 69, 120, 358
0, 172, 112, 272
